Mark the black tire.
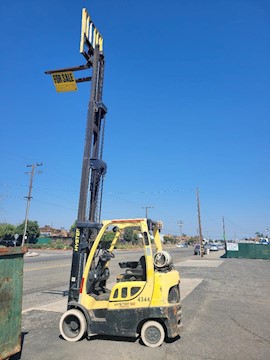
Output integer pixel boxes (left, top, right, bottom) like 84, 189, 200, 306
140, 320, 165, 348
59, 309, 87, 342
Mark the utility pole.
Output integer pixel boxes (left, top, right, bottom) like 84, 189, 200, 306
142, 206, 154, 218
178, 220, 183, 242
196, 188, 204, 258
22, 163, 42, 246
222, 216, 226, 247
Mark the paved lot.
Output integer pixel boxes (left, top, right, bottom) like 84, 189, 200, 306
11, 251, 270, 360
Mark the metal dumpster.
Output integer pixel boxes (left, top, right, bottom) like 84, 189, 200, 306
0, 247, 26, 360
226, 243, 270, 259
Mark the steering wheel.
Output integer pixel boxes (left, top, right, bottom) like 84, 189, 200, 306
101, 249, 115, 261
107, 249, 115, 258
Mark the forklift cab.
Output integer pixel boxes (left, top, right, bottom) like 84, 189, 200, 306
117, 255, 146, 282
60, 219, 182, 348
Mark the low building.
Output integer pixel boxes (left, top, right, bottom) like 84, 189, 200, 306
40, 225, 69, 238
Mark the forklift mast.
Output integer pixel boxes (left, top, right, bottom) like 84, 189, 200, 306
68, 20, 108, 304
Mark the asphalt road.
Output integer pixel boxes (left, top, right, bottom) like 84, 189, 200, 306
11, 248, 270, 360
22, 250, 72, 311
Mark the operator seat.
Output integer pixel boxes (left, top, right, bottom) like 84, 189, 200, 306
121, 256, 146, 281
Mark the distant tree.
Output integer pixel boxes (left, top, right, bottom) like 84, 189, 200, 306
16, 220, 40, 241
163, 235, 175, 244
97, 231, 115, 249
69, 220, 77, 238
132, 232, 139, 245
0, 223, 16, 238
255, 232, 263, 238
189, 236, 199, 244
103, 231, 115, 242
123, 227, 133, 242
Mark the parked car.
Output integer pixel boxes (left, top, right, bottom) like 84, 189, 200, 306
259, 239, 269, 245
209, 243, 219, 251
204, 243, 219, 251
0, 237, 37, 247
216, 243, 225, 250
176, 243, 188, 248
0, 239, 19, 247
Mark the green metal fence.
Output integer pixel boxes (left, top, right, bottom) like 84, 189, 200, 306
37, 237, 51, 244
0, 247, 26, 360
226, 243, 270, 259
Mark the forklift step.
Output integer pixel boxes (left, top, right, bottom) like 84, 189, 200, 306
91, 316, 107, 324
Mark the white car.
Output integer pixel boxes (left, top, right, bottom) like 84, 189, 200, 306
209, 244, 219, 251
204, 243, 219, 251
176, 243, 185, 248
217, 243, 225, 250
259, 239, 269, 245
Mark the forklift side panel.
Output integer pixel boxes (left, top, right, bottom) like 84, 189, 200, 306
90, 305, 182, 338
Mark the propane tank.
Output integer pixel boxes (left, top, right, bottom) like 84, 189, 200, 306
153, 251, 173, 268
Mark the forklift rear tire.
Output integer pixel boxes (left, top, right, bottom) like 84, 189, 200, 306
59, 309, 87, 342
140, 320, 165, 348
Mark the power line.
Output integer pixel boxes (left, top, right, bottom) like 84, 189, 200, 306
34, 199, 76, 212
224, 216, 254, 233
104, 192, 143, 207
105, 187, 196, 196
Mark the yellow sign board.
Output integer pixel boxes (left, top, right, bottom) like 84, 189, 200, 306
51, 71, 77, 92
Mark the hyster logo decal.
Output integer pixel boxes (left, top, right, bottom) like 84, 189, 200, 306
74, 228, 80, 252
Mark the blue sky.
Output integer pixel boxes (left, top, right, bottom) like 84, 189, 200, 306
0, 0, 269, 239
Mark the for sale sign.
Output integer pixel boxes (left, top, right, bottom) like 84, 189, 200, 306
52, 71, 77, 92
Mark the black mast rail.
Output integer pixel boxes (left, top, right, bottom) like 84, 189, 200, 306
69, 44, 107, 304
45, 8, 107, 304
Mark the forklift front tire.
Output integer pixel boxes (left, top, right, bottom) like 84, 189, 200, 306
140, 320, 165, 348
59, 309, 87, 342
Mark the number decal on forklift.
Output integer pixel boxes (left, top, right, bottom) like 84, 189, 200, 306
138, 297, 150, 302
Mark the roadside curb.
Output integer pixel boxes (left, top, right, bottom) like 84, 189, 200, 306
25, 251, 39, 257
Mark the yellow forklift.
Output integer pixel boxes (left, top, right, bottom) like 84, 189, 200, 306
59, 218, 182, 347
45, 7, 182, 348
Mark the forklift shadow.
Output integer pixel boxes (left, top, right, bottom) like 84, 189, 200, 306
137, 335, 181, 346
59, 334, 181, 346
59, 334, 137, 344
9, 332, 28, 360
88, 334, 181, 345
164, 335, 181, 344
88, 334, 138, 343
